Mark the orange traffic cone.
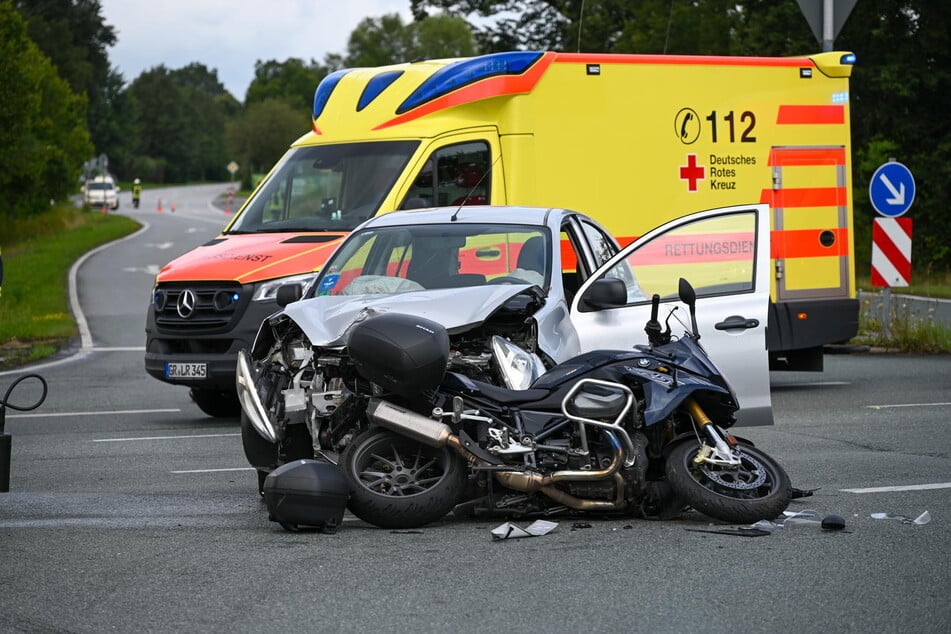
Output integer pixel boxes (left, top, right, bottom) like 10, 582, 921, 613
101, 202, 108, 214
157, 198, 163, 213
170, 203, 176, 213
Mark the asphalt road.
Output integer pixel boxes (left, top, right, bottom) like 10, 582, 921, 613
0, 185, 948, 633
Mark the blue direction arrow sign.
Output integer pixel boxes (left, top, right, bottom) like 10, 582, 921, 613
870, 161, 915, 217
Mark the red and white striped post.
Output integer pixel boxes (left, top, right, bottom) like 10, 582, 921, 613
871, 217, 912, 337
871, 217, 912, 288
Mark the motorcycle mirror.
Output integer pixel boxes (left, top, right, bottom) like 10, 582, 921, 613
678, 278, 699, 337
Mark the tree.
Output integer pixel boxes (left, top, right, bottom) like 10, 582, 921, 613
345, 12, 478, 66
127, 64, 236, 182
13, 0, 117, 154
225, 99, 309, 189
0, 0, 92, 220
245, 58, 330, 113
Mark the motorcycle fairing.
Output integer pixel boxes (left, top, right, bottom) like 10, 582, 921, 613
633, 370, 731, 425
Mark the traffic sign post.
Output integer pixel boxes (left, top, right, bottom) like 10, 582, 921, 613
869, 159, 915, 338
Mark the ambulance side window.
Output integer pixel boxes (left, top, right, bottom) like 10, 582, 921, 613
401, 141, 491, 209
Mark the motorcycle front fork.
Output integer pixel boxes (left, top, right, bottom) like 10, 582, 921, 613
683, 397, 742, 467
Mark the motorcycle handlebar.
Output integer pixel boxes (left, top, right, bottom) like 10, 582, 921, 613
644, 293, 665, 346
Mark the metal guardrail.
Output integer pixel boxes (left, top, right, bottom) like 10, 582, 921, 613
858, 290, 951, 340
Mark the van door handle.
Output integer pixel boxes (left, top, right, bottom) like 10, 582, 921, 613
715, 315, 759, 331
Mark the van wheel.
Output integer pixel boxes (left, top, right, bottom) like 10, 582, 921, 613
189, 388, 241, 418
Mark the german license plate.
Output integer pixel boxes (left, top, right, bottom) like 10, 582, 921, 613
165, 362, 207, 379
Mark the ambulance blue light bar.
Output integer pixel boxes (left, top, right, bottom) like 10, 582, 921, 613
358, 70, 405, 111
397, 51, 544, 115
313, 70, 353, 120
840, 53, 856, 65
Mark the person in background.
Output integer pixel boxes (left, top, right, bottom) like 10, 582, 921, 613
132, 178, 142, 209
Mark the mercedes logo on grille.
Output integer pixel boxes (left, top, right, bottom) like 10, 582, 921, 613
177, 289, 197, 318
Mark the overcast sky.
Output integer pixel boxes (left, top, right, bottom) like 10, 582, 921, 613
100, 0, 414, 100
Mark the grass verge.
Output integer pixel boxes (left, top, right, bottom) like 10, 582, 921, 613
0, 205, 141, 370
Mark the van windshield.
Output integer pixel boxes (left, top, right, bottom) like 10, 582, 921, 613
226, 141, 419, 234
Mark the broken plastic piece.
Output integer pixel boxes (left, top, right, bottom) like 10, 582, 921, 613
491, 519, 558, 540
686, 527, 771, 537
871, 511, 931, 526
779, 509, 822, 527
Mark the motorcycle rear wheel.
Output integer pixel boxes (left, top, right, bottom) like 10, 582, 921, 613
666, 441, 791, 524
342, 429, 466, 529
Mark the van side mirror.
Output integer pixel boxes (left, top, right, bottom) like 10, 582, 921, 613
579, 278, 627, 311
276, 283, 303, 308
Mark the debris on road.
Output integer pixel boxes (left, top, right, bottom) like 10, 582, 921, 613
870, 511, 931, 526
491, 519, 558, 540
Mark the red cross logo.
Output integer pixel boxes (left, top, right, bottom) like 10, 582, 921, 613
679, 154, 706, 192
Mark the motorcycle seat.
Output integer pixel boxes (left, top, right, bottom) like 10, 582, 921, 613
443, 372, 550, 404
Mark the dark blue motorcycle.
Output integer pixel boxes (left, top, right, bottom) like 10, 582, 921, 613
341, 278, 792, 528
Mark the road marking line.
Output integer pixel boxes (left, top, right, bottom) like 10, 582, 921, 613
171, 467, 255, 474
94, 433, 240, 442
866, 402, 951, 410
9, 408, 181, 419
91, 346, 147, 351
779, 381, 851, 387
841, 482, 951, 493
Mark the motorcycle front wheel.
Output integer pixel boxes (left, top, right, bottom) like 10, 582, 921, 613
666, 441, 791, 524
342, 429, 466, 529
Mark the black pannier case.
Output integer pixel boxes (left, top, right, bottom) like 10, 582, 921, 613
347, 312, 450, 395
263, 459, 350, 533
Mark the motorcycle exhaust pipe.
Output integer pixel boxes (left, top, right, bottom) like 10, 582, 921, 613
366, 398, 629, 510
495, 430, 623, 493
366, 399, 452, 447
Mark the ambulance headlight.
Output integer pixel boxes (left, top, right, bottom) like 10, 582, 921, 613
252, 273, 319, 302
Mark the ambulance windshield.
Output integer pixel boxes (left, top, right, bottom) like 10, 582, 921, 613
227, 140, 419, 234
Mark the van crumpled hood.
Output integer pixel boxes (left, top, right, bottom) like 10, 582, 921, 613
155, 233, 346, 283
284, 284, 536, 346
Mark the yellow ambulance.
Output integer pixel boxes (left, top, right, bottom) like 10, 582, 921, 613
147, 50, 857, 415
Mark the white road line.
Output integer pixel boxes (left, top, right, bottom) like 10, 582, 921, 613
171, 467, 255, 474
866, 402, 951, 410
778, 381, 851, 387
841, 482, 951, 493
91, 346, 147, 352
94, 433, 240, 442
8, 408, 181, 419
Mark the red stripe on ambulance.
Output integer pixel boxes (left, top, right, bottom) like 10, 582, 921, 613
776, 105, 845, 125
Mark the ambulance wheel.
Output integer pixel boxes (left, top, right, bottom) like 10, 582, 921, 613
189, 388, 241, 418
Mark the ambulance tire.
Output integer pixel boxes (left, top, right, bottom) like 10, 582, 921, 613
189, 387, 242, 418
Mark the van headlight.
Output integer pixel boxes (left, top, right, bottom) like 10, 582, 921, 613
252, 273, 319, 302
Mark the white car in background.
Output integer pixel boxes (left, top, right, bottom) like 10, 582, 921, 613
83, 176, 119, 210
